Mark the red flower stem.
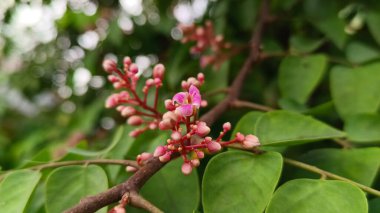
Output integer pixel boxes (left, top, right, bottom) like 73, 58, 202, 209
153, 87, 159, 110
135, 111, 157, 118
220, 139, 238, 146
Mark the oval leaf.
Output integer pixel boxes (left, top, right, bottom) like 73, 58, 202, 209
330, 63, 380, 119
279, 54, 327, 104
202, 151, 283, 213
0, 170, 41, 212
344, 114, 380, 143
45, 165, 108, 213
293, 148, 380, 186
231, 111, 265, 138
266, 179, 368, 213
129, 158, 199, 213
255, 111, 345, 146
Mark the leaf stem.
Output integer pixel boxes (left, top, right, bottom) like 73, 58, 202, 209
284, 157, 380, 197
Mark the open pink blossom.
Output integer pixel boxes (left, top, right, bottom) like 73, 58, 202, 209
173, 85, 202, 117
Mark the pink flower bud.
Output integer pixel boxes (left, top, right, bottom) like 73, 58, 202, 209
236, 132, 245, 142
181, 81, 189, 90
162, 111, 179, 122
204, 136, 212, 143
148, 122, 157, 130
223, 122, 231, 131
207, 141, 221, 153
154, 146, 166, 157
154, 78, 162, 87
127, 115, 143, 126
118, 91, 129, 101
196, 122, 210, 137
242, 134, 260, 148
159, 119, 173, 130
181, 162, 193, 175
123, 56, 132, 66
102, 59, 117, 73
171, 131, 182, 141
105, 95, 118, 108
145, 78, 154, 86
153, 64, 165, 79
121, 106, 136, 117
196, 27, 205, 36
137, 152, 153, 165
109, 206, 126, 213
129, 129, 143, 137
113, 82, 123, 89
116, 105, 125, 111
126, 166, 138, 173
108, 75, 119, 83
129, 63, 139, 74
195, 150, 205, 159
164, 99, 176, 111
159, 152, 171, 162
201, 100, 208, 107
197, 73, 205, 83
191, 159, 200, 167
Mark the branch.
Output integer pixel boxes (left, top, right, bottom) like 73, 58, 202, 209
284, 158, 380, 197
128, 192, 164, 213
231, 99, 274, 112
200, 0, 271, 124
67, 1, 272, 212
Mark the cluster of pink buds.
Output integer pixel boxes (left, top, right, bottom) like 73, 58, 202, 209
103, 57, 164, 137
178, 21, 232, 69
152, 84, 259, 175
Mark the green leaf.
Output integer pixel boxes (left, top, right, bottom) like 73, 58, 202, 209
279, 55, 327, 104
344, 114, 380, 143
330, 63, 380, 118
369, 198, 380, 213
346, 41, 380, 64
129, 158, 199, 213
367, 10, 380, 46
289, 35, 325, 54
45, 165, 108, 213
266, 179, 368, 213
255, 111, 345, 146
294, 148, 380, 186
202, 151, 283, 213
303, 0, 347, 48
231, 111, 265, 138
0, 170, 41, 212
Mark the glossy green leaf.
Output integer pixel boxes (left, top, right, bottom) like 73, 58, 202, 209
231, 111, 265, 138
294, 148, 380, 186
45, 165, 108, 213
367, 10, 380, 46
344, 114, 380, 143
255, 111, 345, 146
0, 170, 41, 212
289, 35, 324, 54
279, 55, 327, 104
202, 151, 283, 213
131, 158, 199, 213
266, 179, 367, 213
346, 41, 380, 64
330, 63, 380, 118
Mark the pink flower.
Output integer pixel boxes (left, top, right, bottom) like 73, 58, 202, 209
173, 85, 202, 117
242, 134, 260, 148
181, 162, 193, 175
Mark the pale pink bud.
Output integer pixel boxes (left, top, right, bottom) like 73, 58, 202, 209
204, 136, 212, 143
116, 106, 125, 111
236, 132, 245, 142
159, 152, 171, 162
145, 78, 154, 86
121, 106, 136, 117
108, 75, 119, 83
242, 134, 260, 148
102, 59, 117, 73
181, 162, 193, 175
201, 100, 208, 107
154, 146, 166, 157
196, 150, 205, 159
196, 122, 210, 137
127, 115, 143, 126
126, 166, 138, 173
105, 95, 117, 108
153, 64, 165, 79
148, 122, 157, 130
162, 111, 179, 122
171, 131, 182, 141
207, 141, 221, 153
110, 206, 126, 213
123, 56, 132, 66
164, 99, 176, 111
129, 64, 139, 74
197, 73, 205, 83
223, 122, 231, 131
113, 82, 123, 89
181, 81, 189, 90
129, 129, 143, 137
191, 159, 200, 167
137, 152, 153, 165
159, 119, 173, 130
215, 35, 224, 43
154, 78, 162, 87
196, 27, 205, 36
118, 91, 129, 100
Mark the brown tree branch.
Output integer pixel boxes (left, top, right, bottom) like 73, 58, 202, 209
66, 0, 271, 212
231, 99, 274, 112
128, 192, 164, 213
